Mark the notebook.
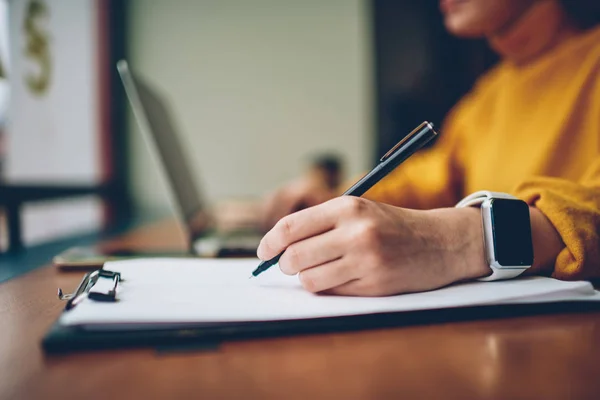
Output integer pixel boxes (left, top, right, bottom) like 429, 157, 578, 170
58, 258, 600, 330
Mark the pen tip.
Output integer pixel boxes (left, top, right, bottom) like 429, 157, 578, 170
248, 275, 254, 279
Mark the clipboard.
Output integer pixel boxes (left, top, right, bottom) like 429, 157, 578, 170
43, 303, 600, 354
42, 261, 600, 354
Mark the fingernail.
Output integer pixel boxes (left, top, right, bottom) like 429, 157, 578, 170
256, 244, 265, 260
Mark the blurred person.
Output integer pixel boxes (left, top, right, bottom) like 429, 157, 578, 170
258, 0, 600, 296
263, 154, 343, 224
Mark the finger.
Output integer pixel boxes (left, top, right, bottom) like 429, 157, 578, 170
278, 229, 346, 275
323, 278, 398, 297
321, 279, 369, 297
298, 257, 357, 293
257, 199, 343, 260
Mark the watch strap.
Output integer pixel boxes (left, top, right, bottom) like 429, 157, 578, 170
477, 266, 527, 281
455, 190, 517, 208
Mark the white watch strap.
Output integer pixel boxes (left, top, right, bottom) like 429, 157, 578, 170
456, 191, 528, 281
455, 190, 517, 208
478, 267, 527, 281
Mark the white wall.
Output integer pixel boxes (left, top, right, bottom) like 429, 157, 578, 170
0, 0, 9, 126
127, 0, 373, 214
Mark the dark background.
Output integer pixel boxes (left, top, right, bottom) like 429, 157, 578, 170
372, 0, 498, 159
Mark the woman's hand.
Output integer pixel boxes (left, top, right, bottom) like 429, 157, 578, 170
257, 197, 491, 296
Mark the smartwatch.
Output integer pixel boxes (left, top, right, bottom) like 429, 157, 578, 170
456, 191, 534, 281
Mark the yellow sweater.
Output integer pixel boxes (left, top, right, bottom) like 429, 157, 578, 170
364, 25, 600, 280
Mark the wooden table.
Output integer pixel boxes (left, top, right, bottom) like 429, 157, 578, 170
2, 221, 600, 399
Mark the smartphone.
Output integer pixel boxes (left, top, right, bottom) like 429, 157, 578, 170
53, 246, 190, 270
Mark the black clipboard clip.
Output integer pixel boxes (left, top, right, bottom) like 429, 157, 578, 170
58, 270, 122, 310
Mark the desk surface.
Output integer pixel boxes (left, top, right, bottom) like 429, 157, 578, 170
2, 221, 600, 399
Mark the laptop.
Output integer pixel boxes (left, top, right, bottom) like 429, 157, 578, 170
116, 60, 262, 257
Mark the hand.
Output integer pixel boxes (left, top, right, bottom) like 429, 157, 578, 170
261, 173, 336, 231
213, 199, 264, 232
257, 197, 491, 296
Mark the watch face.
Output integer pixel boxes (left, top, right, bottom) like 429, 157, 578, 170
490, 199, 534, 266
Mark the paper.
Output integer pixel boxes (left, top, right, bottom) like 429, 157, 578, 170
60, 258, 600, 328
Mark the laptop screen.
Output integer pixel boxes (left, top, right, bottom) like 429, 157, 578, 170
117, 60, 205, 226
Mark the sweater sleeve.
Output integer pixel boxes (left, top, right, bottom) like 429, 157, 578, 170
513, 158, 600, 280
362, 106, 469, 209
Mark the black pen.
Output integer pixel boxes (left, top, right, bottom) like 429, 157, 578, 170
251, 121, 439, 278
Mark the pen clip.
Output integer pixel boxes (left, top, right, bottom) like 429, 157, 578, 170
380, 121, 433, 162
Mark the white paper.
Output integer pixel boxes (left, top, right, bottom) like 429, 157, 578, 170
59, 258, 600, 329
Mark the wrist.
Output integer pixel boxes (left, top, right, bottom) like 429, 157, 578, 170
527, 207, 564, 275
454, 207, 493, 280
428, 207, 491, 282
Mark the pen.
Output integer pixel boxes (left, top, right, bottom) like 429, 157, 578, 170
251, 121, 439, 278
